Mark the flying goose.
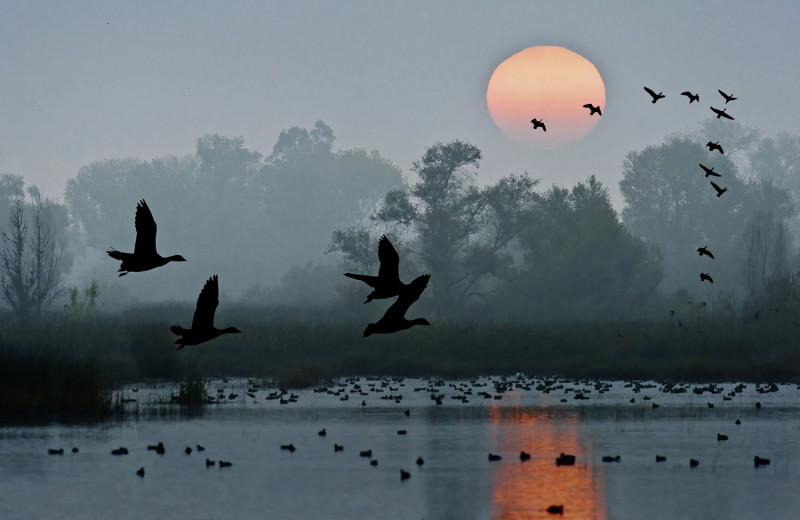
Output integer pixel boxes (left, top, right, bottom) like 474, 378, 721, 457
530, 118, 546, 132
718, 89, 737, 103
706, 141, 724, 154
583, 103, 602, 115
107, 200, 186, 276
710, 181, 728, 197
644, 86, 665, 103
345, 235, 406, 303
699, 163, 721, 177
681, 91, 700, 103
363, 274, 431, 337
172, 275, 241, 349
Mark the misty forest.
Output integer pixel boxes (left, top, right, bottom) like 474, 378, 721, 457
4, 119, 800, 415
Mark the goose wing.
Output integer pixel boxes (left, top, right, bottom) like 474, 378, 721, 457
710, 181, 723, 192
380, 274, 430, 322
583, 103, 593, 109
377, 235, 400, 283
133, 200, 158, 256
191, 275, 219, 331
644, 86, 658, 99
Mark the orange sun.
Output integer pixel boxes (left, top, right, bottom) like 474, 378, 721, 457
487, 46, 606, 148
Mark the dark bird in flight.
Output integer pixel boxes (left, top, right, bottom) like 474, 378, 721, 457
706, 141, 724, 154
583, 103, 602, 116
644, 86, 665, 103
710, 181, 728, 197
700, 273, 714, 284
699, 163, 721, 177
718, 89, 737, 103
681, 91, 700, 103
530, 118, 546, 132
710, 106, 735, 120
363, 274, 431, 337
172, 275, 241, 349
345, 235, 406, 303
107, 200, 186, 276
697, 246, 715, 259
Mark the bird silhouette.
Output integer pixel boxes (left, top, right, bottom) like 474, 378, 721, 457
644, 86, 665, 103
107, 200, 186, 276
583, 103, 602, 116
710, 181, 728, 197
718, 89, 737, 103
681, 91, 699, 103
363, 274, 431, 337
700, 273, 714, 283
706, 141, 724, 154
344, 235, 406, 303
697, 246, 715, 259
698, 163, 721, 177
172, 275, 241, 349
530, 118, 546, 132
710, 106, 735, 120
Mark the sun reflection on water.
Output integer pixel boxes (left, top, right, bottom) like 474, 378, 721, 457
489, 401, 606, 520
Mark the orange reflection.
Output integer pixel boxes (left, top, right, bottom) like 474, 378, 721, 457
489, 401, 606, 519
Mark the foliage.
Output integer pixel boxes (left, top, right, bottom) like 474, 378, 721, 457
64, 280, 100, 319
500, 175, 663, 321
0, 189, 69, 321
63, 122, 402, 299
619, 134, 794, 298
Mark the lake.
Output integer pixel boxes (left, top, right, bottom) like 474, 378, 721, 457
1, 376, 798, 519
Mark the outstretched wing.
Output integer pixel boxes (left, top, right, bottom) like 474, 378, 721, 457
381, 274, 430, 322
720, 111, 734, 120
133, 200, 158, 256
710, 181, 722, 192
191, 275, 219, 331
377, 235, 400, 283
583, 104, 593, 109
644, 86, 657, 99
681, 91, 691, 97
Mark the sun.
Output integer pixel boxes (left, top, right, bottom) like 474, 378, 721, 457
486, 46, 606, 148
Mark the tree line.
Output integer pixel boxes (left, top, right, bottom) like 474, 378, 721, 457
2, 119, 800, 323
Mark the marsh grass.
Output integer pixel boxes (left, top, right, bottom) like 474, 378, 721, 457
0, 303, 798, 416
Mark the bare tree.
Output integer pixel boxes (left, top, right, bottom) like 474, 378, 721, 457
0, 189, 66, 320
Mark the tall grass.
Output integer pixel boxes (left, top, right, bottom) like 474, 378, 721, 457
1, 301, 799, 420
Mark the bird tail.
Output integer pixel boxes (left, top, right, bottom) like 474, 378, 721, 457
171, 325, 190, 336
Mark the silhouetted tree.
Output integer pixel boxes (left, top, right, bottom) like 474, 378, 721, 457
0, 189, 68, 320
501, 176, 662, 321
619, 136, 792, 296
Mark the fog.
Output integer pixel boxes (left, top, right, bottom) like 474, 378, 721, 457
2, 2, 800, 320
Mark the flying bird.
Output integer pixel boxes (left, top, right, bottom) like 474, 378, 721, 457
363, 274, 431, 337
710, 106, 735, 120
530, 118, 546, 132
171, 275, 241, 349
107, 200, 186, 276
710, 181, 728, 197
681, 91, 700, 103
706, 141, 724, 154
698, 163, 721, 177
345, 235, 407, 303
697, 246, 715, 259
718, 90, 737, 103
700, 273, 714, 284
644, 86, 665, 103
583, 103, 602, 116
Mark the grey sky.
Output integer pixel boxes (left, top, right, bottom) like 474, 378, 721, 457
2, 1, 799, 208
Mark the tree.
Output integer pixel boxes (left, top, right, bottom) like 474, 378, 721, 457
619, 136, 793, 296
0, 189, 67, 320
333, 140, 539, 314
503, 176, 662, 321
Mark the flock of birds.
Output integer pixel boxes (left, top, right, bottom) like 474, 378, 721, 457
45, 374, 782, 516
529, 86, 740, 286
643, 86, 739, 285
106, 203, 431, 348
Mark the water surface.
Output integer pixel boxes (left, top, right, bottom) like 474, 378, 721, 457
1, 377, 797, 519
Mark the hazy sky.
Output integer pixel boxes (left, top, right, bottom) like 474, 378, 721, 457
3, 1, 799, 208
